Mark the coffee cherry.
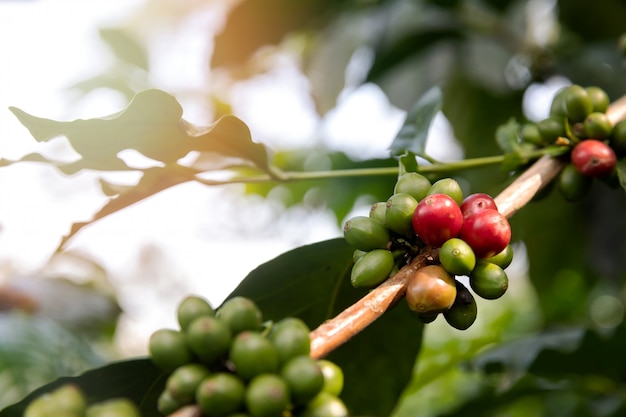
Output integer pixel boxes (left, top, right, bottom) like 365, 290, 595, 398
571, 139, 617, 177
412, 194, 463, 247
562, 85, 593, 123
369, 202, 387, 225
439, 238, 476, 276
460, 209, 511, 259
177, 295, 215, 331
317, 360, 344, 396
196, 373, 246, 417
300, 392, 348, 417
149, 329, 193, 372
550, 88, 569, 119
405, 265, 457, 314
585, 86, 610, 113
536, 117, 566, 143
230, 331, 279, 380
165, 363, 211, 405
520, 123, 545, 146
394, 172, 431, 202
483, 244, 514, 269
385, 193, 418, 236
245, 374, 290, 417
583, 112, 613, 140
460, 193, 498, 219
350, 249, 395, 288
558, 163, 593, 201
158, 390, 183, 415
343, 216, 391, 251
416, 312, 439, 323
216, 296, 263, 335
470, 262, 509, 300
427, 178, 463, 206
443, 281, 477, 330
610, 119, 626, 155
186, 316, 232, 365
281, 355, 325, 405
86, 399, 140, 417
267, 317, 311, 364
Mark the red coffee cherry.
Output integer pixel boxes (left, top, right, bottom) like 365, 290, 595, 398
571, 139, 616, 177
460, 209, 511, 259
460, 193, 497, 219
412, 194, 463, 247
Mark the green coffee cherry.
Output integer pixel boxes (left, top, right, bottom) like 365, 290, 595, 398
584, 112, 613, 140
536, 116, 566, 143
610, 119, 626, 155
86, 399, 140, 417
177, 295, 215, 331
165, 363, 211, 405
186, 315, 232, 365
470, 262, 509, 300
520, 123, 545, 146
281, 355, 325, 405
158, 390, 183, 416
267, 317, 311, 364
439, 238, 476, 276
245, 374, 290, 417
196, 373, 246, 417
343, 216, 391, 251
443, 281, 477, 330
385, 193, 418, 236
394, 172, 431, 202
563, 85, 593, 123
216, 296, 263, 335
483, 244, 514, 269
51, 384, 87, 416
585, 86, 610, 113
550, 87, 569, 119
558, 163, 593, 202
149, 329, 193, 372
352, 249, 367, 263
427, 178, 463, 206
230, 331, 279, 380
317, 360, 344, 396
350, 249, 395, 288
300, 392, 349, 417
369, 202, 387, 225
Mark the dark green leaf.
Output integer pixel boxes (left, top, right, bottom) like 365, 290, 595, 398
99, 28, 149, 70
390, 86, 443, 157
0, 358, 166, 417
227, 238, 423, 416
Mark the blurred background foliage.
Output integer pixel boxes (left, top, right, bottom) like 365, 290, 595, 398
3, 0, 626, 415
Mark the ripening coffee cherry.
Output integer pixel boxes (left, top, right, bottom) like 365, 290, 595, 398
216, 296, 263, 335
558, 163, 593, 201
427, 178, 464, 206
405, 265, 457, 314
443, 281, 477, 330
318, 360, 344, 396
196, 373, 246, 417
585, 86, 610, 113
230, 331, 279, 380
245, 374, 290, 417
267, 317, 311, 364
343, 216, 391, 251
584, 112, 613, 140
281, 355, 325, 405
149, 329, 193, 372
460, 193, 498, 219
460, 209, 511, 259
350, 249, 395, 288
186, 316, 232, 365
470, 262, 509, 300
412, 194, 463, 247
439, 238, 476, 276
562, 85, 593, 123
483, 244, 514, 269
394, 172, 432, 202
177, 295, 215, 331
385, 193, 419, 236
165, 363, 211, 405
571, 139, 617, 177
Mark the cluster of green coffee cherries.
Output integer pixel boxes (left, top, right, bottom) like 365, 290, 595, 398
516, 84, 626, 200
23, 384, 141, 417
149, 295, 347, 417
343, 174, 514, 330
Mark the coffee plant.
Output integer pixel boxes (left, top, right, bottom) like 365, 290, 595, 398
3, 1, 626, 417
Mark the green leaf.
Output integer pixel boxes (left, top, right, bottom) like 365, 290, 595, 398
495, 118, 521, 154
398, 152, 419, 176
390, 86, 443, 157
99, 27, 149, 70
227, 238, 423, 416
0, 358, 166, 417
